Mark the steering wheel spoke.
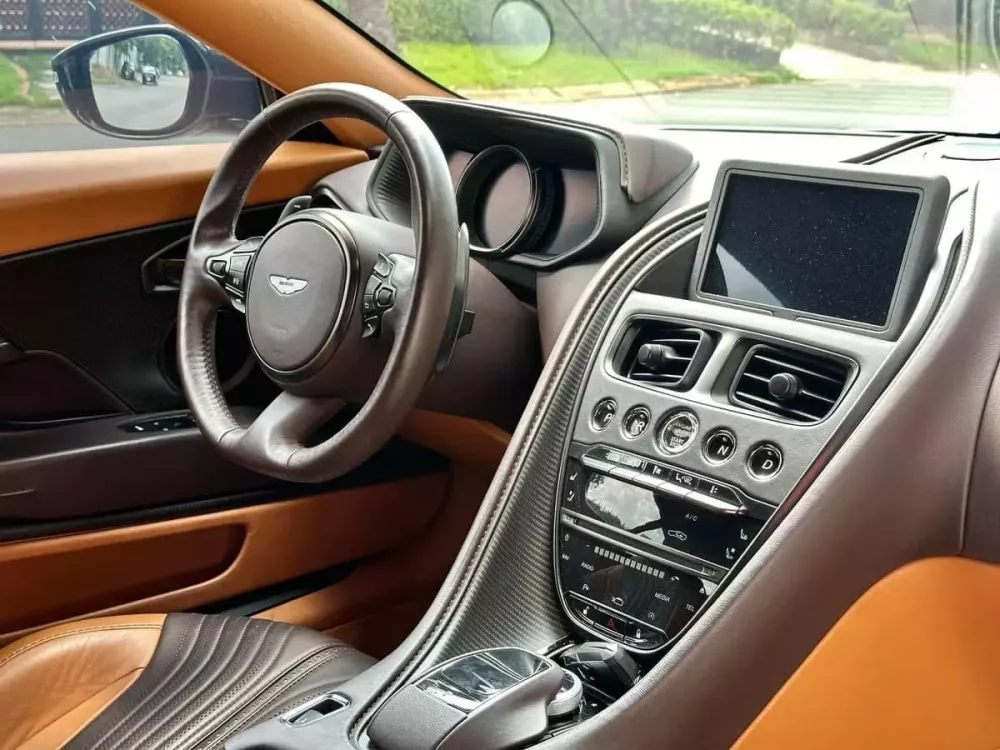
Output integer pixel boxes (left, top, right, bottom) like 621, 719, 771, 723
224, 392, 346, 478
203, 237, 262, 312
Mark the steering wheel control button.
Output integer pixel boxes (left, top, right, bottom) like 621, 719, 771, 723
208, 259, 228, 279
747, 443, 783, 480
360, 253, 399, 340
375, 286, 395, 308
373, 253, 394, 278
657, 411, 699, 454
225, 253, 253, 294
361, 315, 380, 340
621, 406, 651, 439
703, 429, 737, 464
591, 398, 617, 431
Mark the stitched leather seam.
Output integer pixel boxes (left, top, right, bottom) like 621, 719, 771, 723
84, 616, 206, 750
0, 624, 161, 673
197, 645, 350, 748
20, 667, 144, 746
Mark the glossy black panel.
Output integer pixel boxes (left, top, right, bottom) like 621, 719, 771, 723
702, 173, 919, 326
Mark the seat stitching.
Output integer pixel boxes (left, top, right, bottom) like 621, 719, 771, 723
0, 625, 161, 672
19, 667, 144, 746
196, 645, 351, 749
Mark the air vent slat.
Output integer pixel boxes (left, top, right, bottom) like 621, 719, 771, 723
732, 391, 824, 422
752, 354, 843, 385
731, 344, 850, 424
616, 322, 713, 392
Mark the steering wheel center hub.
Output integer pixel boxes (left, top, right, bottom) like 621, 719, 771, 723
246, 217, 356, 376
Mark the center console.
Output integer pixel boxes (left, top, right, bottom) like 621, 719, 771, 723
554, 159, 951, 658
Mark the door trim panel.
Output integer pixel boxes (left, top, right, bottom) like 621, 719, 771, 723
0, 473, 447, 646
0, 408, 446, 535
0, 141, 366, 257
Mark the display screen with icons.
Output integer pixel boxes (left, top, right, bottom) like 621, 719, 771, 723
581, 472, 762, 568
558, 529, 706, 646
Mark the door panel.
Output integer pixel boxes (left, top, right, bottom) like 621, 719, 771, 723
0, 474, 447, 645
0, 136, 467, 648
0, 204, 282, 418
0, 142, 366, 256
0, 411, 446, 527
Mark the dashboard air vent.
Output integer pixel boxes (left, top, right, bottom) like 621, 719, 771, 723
617, 322, 712, 391
732, 345, 850, 424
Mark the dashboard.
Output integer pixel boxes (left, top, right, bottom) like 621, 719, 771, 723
301, 96, 1000, 745
359, 97, 697, 269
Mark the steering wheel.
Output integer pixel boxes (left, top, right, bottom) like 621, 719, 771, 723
178, 84, 468, 483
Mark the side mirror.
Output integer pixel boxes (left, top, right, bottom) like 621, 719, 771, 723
51, 25, 257, 140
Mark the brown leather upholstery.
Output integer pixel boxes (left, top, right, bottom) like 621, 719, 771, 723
0, 615, 165, 750
0, 613, 373, 750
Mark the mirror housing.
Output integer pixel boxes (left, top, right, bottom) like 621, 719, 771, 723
51, 25, 259, 140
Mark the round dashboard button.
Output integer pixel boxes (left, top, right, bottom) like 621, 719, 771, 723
591, 398, 617, 431
621, 406, 651, 439
703, 429, 737, 464
747, 443, 783, 479
657, 411, 699, 454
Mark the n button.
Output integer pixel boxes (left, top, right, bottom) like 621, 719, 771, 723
703, 429, 736, 464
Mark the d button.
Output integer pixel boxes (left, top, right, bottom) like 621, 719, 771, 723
747, 443, 783, 479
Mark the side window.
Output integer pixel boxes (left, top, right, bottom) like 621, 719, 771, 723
0, 0, 262, 153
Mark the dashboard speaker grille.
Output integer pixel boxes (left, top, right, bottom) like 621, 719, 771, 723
617, 322, 712, 391
732, 344, 850, 423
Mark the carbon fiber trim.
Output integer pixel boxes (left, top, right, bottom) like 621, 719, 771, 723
346, 206, 710, 742
423, 220, 706, 663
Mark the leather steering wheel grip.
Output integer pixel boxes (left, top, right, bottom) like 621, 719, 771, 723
177, 83, 464, 482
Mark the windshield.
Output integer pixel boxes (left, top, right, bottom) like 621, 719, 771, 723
323, 0, 1000, 134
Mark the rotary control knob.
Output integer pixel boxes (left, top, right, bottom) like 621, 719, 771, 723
546, 669, 584, 721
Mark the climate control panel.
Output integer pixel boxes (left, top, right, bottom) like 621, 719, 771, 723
556, 443, 776, 653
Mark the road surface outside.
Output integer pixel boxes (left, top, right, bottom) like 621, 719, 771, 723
505, 44, 1000, 133
92, 75, 187, 131
1, 42, 998, 153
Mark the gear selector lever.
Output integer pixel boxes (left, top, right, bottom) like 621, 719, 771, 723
368, 648, 563, 750
560, 641, 639, 698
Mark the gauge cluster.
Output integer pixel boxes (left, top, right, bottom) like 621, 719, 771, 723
364, 97, 697, 269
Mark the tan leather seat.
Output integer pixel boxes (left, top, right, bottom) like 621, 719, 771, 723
0, 613, 374, 750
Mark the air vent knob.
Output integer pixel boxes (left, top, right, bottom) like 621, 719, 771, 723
637, 343, 679, 372
768, 372, 801, 402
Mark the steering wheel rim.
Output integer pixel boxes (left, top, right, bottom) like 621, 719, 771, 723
178, 83, 466, 482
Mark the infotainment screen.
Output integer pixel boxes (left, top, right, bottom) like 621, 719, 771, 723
698, 172, 921, 327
